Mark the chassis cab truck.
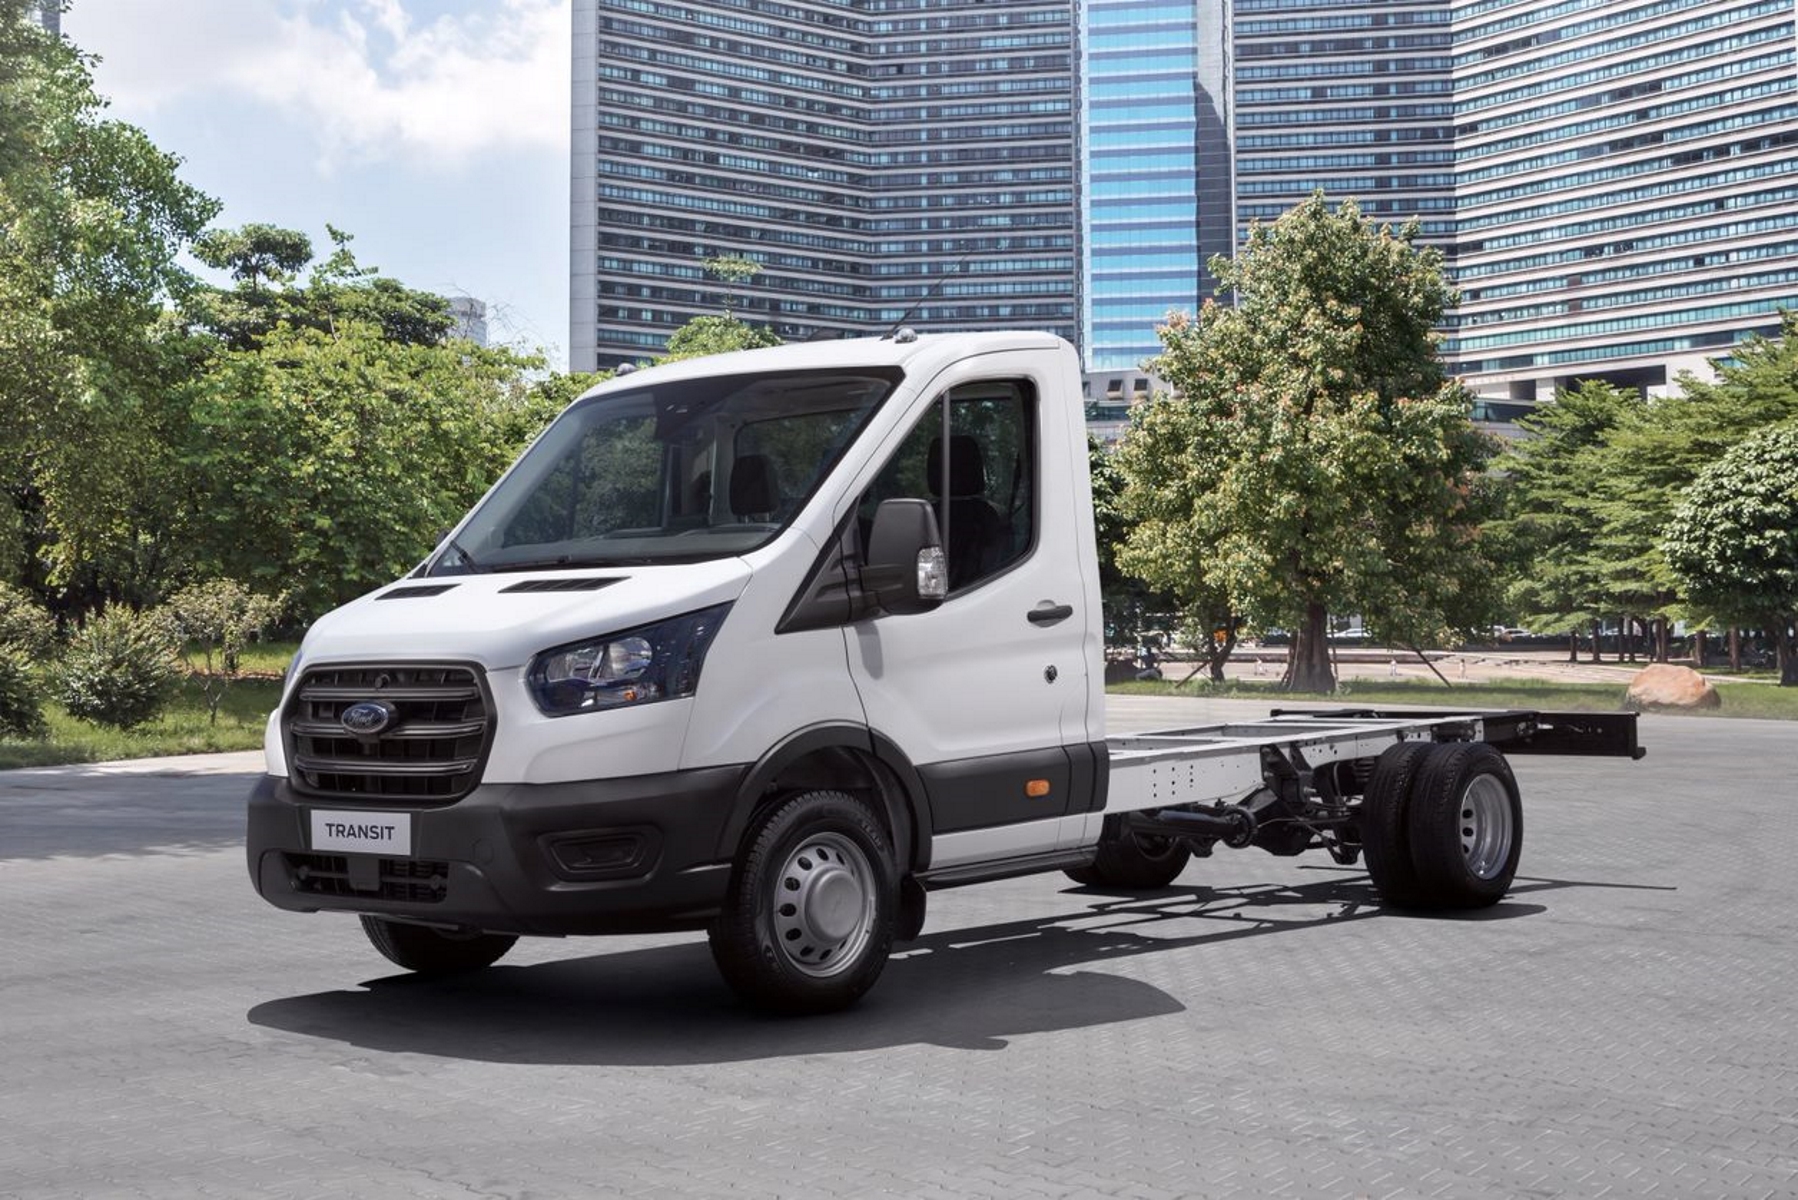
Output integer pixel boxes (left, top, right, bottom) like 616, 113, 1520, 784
247, 331, 1642, 1013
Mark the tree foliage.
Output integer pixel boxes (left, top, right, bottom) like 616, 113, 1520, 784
162, 579, 285, 722
1119, 194, 1499, 691
1490, 381, 1643, 642
53, 606, 182, 730
0, 2, 217, 590
1662, 422, 1798, 684
183, 322, 561, 618
661, 314, 781, 363
1497, 312, 1798, 663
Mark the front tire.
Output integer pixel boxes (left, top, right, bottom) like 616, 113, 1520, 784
359, 916, 517, 975
708, 790, 898, 1014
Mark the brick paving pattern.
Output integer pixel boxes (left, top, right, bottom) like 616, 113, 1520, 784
1, 701, 1793, 1198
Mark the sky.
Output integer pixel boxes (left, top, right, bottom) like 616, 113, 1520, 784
62, 0, 573, 367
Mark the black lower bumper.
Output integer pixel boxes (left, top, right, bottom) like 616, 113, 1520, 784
246, 765, 749, 936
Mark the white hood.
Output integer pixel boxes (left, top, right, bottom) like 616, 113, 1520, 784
295, 558, 753, 675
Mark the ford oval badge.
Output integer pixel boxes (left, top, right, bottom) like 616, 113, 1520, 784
342, 700, 397, 737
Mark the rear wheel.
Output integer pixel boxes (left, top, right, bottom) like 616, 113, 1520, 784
359, 916, 517, 975
708, 790, 898, 1014
1360, 741, 1433, 905
1406, 742, 1523, 909
1064, 826, 1191, 889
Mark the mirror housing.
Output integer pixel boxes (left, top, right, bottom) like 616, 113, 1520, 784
863, 498, 947, 615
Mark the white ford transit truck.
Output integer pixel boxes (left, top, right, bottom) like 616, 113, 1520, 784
247, 330, 1643, 1013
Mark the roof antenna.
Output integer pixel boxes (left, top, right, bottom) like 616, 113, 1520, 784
882, 250, 973, 340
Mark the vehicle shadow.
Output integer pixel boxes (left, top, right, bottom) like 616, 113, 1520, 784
246, 872, 1558, 1065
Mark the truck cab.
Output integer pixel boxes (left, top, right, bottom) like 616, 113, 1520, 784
249, 331, 1107, 1011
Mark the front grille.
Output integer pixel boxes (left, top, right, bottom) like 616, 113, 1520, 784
286, 663, 493, 803
284, 852, 449, 903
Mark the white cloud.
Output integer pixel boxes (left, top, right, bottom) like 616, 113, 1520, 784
67, 0, 569, 169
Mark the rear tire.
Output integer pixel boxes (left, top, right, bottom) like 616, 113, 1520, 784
708, 790, 898, 1014
359, 916, 517, 975
1063, 826, 1191, 889
1360, 741, 1433, 905
1406, 742, 1523, 908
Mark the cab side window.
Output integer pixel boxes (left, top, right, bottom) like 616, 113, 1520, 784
859, 382, 1035, 592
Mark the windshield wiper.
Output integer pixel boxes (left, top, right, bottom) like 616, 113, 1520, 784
486, 555, 578, 574
432, 536, 489, 575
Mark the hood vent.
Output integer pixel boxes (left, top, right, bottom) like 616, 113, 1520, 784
499, 577, 623, 594
378, 584, 460, 600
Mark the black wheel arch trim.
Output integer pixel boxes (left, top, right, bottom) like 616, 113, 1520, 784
716, 723, 935, 874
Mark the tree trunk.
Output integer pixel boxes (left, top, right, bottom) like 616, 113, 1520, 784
1779, 619, 1798, 687
1282, 601, 1336, 692
1622, 616, 1635, 663
1203, 630, 1238, 684
1729, 627, 1742, 671
1693, 629, 1707, 668
1567, 630, 1579, 663
1590, 619, 1603, 663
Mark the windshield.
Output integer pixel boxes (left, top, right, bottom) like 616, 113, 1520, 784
429, 368, 901, 573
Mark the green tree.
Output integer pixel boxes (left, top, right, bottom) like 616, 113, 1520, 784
161, 579, 285, 722
1490, 381, 1643, 659
1101, 426, 1240, 682
1591, 314, 1798, 658
661, 313, 781, 363
1122, 194, 1498, 691
181, 320, 562, 619
185, 223, 453, 350
1662, 422, 1798, 685
0, 2, 217, 593
702, 254, 762, 319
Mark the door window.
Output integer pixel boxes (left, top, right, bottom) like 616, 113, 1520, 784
859, 382, 1036, 593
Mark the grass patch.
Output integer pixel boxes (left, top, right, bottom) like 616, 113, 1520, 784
0, 667, 289, 771
1109, 675, 1798, 720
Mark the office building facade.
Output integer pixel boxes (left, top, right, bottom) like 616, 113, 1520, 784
571, 0, 1078, 371
573, 0, 1798, 400
1449, 0, 1798, 400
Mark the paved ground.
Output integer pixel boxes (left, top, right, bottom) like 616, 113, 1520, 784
2, 699, 1795, 1199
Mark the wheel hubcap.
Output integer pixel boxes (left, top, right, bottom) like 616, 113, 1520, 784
771, 832, 875, 978
1459, 774, 1515, 879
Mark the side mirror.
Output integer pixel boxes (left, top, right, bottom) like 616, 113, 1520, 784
863, 498, 947, 615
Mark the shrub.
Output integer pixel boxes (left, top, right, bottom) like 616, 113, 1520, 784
0, 582, 57, 660
161, 580, 286, 724
53, 608, 183, 730
0, 647, 48, 740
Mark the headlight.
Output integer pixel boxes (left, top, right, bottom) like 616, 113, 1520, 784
526, 603, 732, 717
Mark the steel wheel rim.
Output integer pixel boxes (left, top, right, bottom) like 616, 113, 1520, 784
1459, 774, 1515, 879
771, 831, 875, 978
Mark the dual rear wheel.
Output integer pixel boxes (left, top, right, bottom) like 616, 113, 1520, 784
1361, 740, 1523, 909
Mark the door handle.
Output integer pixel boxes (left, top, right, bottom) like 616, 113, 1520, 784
1027, 602, 1074, 626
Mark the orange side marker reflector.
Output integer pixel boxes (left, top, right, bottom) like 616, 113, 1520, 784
1025, 779, 1052, 798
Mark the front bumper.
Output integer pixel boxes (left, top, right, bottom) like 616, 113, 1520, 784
246, 765, 749, 936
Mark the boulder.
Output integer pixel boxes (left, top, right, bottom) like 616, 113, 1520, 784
1625, 663, 1721, 711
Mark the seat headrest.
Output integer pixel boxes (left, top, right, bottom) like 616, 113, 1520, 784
927, 435, 986, 499
729, 454, 779, 516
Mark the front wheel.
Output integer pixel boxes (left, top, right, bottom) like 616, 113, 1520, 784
359, 916, 517, 975
708, 790, 898, 1014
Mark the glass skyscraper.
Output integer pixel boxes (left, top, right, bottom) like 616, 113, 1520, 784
1231, 1, 1456, 246
1449, 0, 1798, 400
571, 0, 1078, 371
573, 0, 1798, 402
1081, 0, 1231, 374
